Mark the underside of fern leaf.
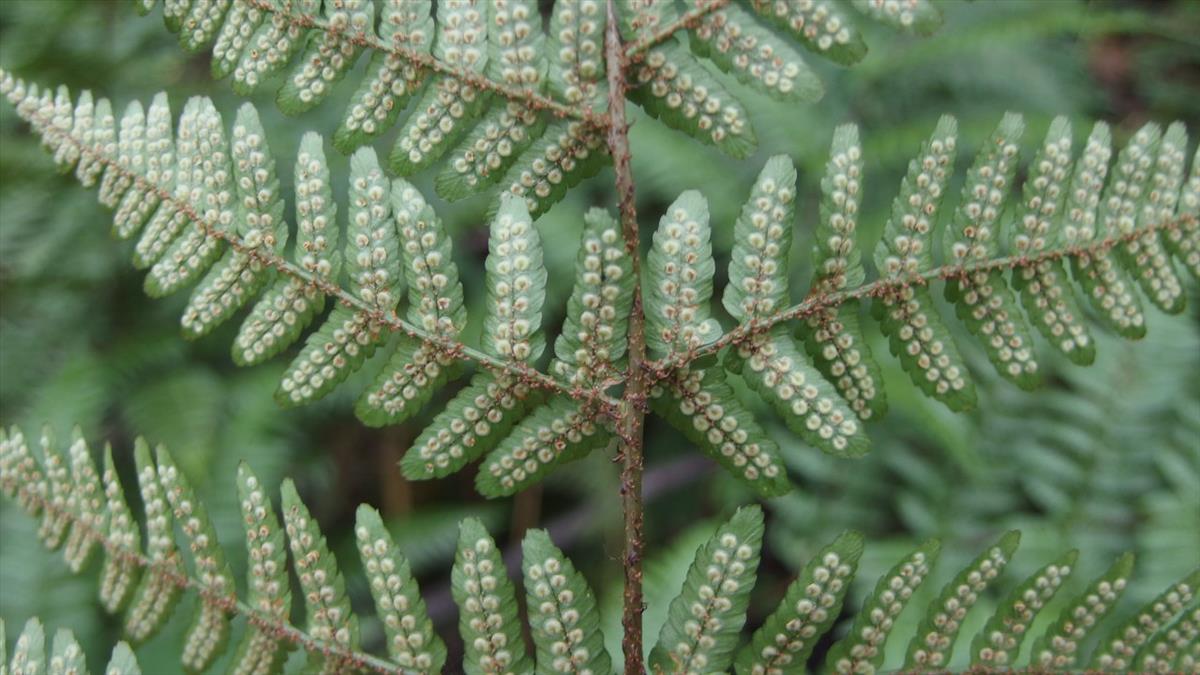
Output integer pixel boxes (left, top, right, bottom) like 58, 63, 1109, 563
2, 425, 1198, 675
129, 0, 946, 218
1, 69, 1198, 503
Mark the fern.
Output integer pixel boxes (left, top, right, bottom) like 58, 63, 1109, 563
1, 72, 1198, 506
123, 0, 946, 218
2, 618, 142, 675
5, 428, 1198, 674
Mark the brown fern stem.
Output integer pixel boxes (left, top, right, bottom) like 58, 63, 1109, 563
606, 1, 648, 671
622, 0, 733, 65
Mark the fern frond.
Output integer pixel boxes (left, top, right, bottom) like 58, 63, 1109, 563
452, 518, 533, 675
134, 0, 942, 215
1029, 551, 1135, 670
650, 506, 764, 674
231, 462, 293, 675
1091, 568, 1199, 671
903, 530, 1020, 670
123, 440, 186, 645
1166, 145, 1200, 278
802, 124, 886, 421
823, 538, 940, 675
1011, 117, 1096, 365
3, 619, 141, 675
156, 447, 236, 672
943, 114, 1040, 390
522, 529, 614, 674
62, 429, 105, 572
969, 549, 1077, 669
281, 480, 360, 671
735, 531, 863, 674
355, 505, 447, 672
2, 434, 1197, 674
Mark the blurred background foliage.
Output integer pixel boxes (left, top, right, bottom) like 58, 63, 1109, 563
0, 0, 1198, 672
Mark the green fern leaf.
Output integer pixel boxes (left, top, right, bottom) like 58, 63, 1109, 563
691, 4, 823, 103
747, 0, 868, 65
651, 366, 790, 497
552, 208, 634, 388
476, 396, 608, 498
104, 642, 142, 675
179, 0, 233, 52
70, 90, 103, 188
522, 529, 614, 675
35, 427, 71, 551
354, 505, 447, 672
276, 0, 373, 115
497, 118, 607, 218
144, 98, 233, 298
735, 530, 864, 674
91, 97, 121, 207
1134, 604, 1200, 673
210, 0, 265, 79
101, 100, 141, 216
99, 444, 141, 614
873, 116, 977, 411
1166, 144, 1200, 278
1103, 122, 1181, 315
850, 0, 942, 35
437, 0, 548, 200
123, 439, 184, 645
62, 429, 106, 572
969, 549, 1077, 669
1011, 117, 1095, 365
333, 0, 433, 153
48, 628, 87, 675
1091, 568, 1199, 671
650, 506, 764, 674
452, 518, 533, 675
943, 113, 1040, 389
114, 93, 173, 240
230, 462, 292, 675
403, 195, 546, 479
903, 530, 1020, 670
11, 618, 45, 675
0, 427, 46, 516
358, 180, 466, 426
280, 480, 360, 671
1126, 121, 1189, 313
232, 0, 315, 95
824, 538, 940, 675
646, 190, 721, 357
389, 0, 490, 175
725, 157, 869, 456
548, 0, 607, 108
233, 131, 337, 366
1029, 551, 1134, 670
156, 446, 236, 672
629, 40, 757, 159
803, 125, 887, 421
1066, 123, 1147, 338
182, 103, 287, 339
277, 148, 392, 406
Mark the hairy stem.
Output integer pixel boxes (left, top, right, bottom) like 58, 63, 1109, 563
622, 0, 733, 64
605, 2, 649, 671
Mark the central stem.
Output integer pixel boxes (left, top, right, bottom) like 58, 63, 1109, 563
604, 2, 649, 672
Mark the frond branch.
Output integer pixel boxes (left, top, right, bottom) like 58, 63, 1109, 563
648, 213, 1196, 380
242, 0, 611, 130
2, 467, 410, 675
10, 90, 623, 415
